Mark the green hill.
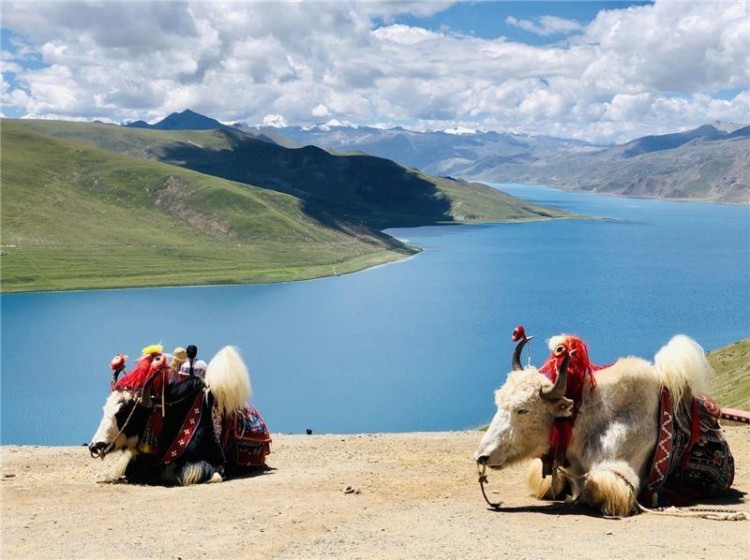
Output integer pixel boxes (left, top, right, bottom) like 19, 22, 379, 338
707, 338, 750, 410
1, 119, 569, 293
15, 119, 567, 229
0, 121, 415, 292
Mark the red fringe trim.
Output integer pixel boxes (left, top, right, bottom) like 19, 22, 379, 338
113, 354, 168, 395
539, 336, 608, 456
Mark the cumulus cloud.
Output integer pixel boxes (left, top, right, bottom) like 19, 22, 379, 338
1, 0, 747, 142
262, 113, 287, 128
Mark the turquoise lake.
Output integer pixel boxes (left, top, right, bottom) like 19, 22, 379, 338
1, 184, 748, 444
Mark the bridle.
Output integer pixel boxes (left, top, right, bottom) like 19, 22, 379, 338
90, 383, 209, 460
477, 463, 502, 510
89, 393, 145, 460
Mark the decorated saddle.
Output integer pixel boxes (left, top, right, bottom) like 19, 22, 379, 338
642, 389, 734, 506
213, 403, 272, 468
109, 346, 271, 470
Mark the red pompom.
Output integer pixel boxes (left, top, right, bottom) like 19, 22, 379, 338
110, 354, 127, 371
511, 325, 526, 342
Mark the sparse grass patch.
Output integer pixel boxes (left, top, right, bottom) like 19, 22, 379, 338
707, 338, 750, 410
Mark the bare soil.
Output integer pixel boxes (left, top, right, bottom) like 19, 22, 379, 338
2, 425, 748, 560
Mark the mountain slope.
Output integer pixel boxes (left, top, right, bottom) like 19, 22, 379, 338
155, 128, 567, 228
2, 119, 570, 292
465, 124, 750, 204
0, 120, 415, 292
278, 122, 748, 204
272, 124, 596, 178
17, 119, 568, 229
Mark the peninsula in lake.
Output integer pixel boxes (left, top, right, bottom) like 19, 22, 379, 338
1, 115, 568, 293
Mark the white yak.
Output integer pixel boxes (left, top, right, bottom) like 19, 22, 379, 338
475, 333, 718, 517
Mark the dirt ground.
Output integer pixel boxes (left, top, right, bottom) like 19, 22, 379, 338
2, 425, 748, 560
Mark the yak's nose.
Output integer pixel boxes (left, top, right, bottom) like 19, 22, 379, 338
88, 441, 106, 458
476, 454, 489, 465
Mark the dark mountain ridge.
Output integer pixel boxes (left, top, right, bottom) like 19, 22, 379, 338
125, 109, 225, 131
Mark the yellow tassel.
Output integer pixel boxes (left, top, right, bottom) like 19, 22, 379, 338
142, 343, 163, 356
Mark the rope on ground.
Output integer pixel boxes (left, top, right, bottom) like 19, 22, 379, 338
636, 502, 749, 521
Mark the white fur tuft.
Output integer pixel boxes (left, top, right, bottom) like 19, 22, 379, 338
179, 462, 214, 486
114, 448, 135, 478
547, 335, 570, 351
583, 463, 639, 517
205, 346, 252, 414
525, 459, 553, 499
654, 335, 711, 406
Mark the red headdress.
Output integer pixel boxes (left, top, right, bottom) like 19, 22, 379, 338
536, 334, 608, 473
113, 344, 170, 395
539, 335, 605, 414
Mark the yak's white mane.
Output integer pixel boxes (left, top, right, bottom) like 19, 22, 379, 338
205, 346, 252, 414
655, 334, 711, 405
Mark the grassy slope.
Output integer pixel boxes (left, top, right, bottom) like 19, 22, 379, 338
15, 120, 569, 227
707, 338, 750, 410
1, 121, 414, 292
2, 119, 572, 292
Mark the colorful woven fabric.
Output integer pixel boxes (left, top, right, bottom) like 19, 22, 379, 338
641, 388, 734, 506
221, 404, 272, 467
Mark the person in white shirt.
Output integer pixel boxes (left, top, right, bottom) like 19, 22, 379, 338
178, 344, 208, 380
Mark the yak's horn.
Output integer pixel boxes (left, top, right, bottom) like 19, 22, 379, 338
540, 349, 574, 400
512, 335, 534, 371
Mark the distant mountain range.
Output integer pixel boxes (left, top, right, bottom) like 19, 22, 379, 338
236, 122, 599, 177
125, 110, 748, 204
464, 123, 749, 204
231, 120, 748, 204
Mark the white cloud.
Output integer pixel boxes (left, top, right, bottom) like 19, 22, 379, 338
372, 24, 443, 45
505, 15, 583, 36
312, 104, 330, 118
262, 113, 287, 128
0, 0, 747, 143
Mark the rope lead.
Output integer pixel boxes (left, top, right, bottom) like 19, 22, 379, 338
478, 464, 502, 510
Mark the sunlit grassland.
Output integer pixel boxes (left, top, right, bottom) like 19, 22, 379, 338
1, 121, 415, 293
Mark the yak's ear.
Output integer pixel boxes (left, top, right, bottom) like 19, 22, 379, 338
545, 397, 573, 418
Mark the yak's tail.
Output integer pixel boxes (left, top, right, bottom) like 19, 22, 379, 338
654, 335, 711, 406
205, 346, 252, 414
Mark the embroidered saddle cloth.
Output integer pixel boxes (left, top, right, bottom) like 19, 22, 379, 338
641, 388, 735, 506
215, 404, 272, 468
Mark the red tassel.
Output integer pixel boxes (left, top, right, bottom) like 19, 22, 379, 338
539, 336, 608, 414
539, 335, 608, 464
114, 353, 168, 394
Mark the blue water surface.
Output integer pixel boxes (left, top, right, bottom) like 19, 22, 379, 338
2, 184, 748, 444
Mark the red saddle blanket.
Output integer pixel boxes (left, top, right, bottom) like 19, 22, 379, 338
214, 404, 272, 468
641, 388, 735, 507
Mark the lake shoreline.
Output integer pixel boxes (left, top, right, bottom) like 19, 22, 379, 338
0, 207, 582, 295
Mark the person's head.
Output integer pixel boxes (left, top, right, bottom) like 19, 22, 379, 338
171, 347, 187, 371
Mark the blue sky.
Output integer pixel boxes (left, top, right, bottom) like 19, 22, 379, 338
1, 1, 747, 143
385, 1, 652, 43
